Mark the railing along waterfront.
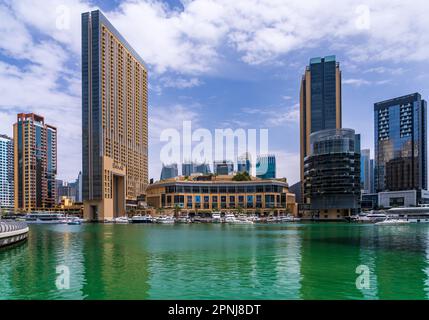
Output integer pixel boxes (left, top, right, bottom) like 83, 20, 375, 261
0, 221, 29, 248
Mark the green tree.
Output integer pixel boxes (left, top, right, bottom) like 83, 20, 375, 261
173, 205, 181, 218
232, 171, 252, 181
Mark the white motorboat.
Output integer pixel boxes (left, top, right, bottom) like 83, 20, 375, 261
156, 216, 175, 224
225, 213, 254, 224
131, 215, 154, 224
176, 216, 191, 223
280, 214, 300, 222
211, 212, 222, 223
113, 216, 130, 224
375, 218, 410, 225
387, 206, 429, 223
224, 213, 237, 223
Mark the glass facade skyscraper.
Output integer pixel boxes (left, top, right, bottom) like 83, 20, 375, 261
82, 10, 148, 221
374, 93, 427, 192
300, 56, 342, 200
13, 113, 57, 210
256, 155, 276, 179
160, 164, 178, 181
361, 149, 371, 194
0, 134, 14, 208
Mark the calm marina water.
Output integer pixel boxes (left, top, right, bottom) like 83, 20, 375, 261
1, 223, 429, 300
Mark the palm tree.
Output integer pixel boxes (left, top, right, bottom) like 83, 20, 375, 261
173, 205, 181, 218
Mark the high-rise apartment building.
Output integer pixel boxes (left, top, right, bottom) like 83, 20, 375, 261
13, 113, 57, 210
300, 56, 342, 198
256, 155, 276, 179
0, 134, 14, 208
82, 10, 148, 220
374, 93, 427, 192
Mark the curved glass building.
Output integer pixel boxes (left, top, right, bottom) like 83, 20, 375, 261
304, 128, 361, 219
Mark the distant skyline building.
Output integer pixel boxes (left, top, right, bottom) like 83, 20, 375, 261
300, 55, 342, 200
256, 155, 276, 179
82, 10, 148, 221
361, 149, 371, 194
0, 134, 14, 208
160, 163, 179, 180
304, 129, 361, 219
374, 93, 427, 193
237, 153, 252, 174
370, 159, 375, 194
214, 160, 234, 175
182, 162, 195, 177
14, 113, 57, 210
195, 163, 211, 175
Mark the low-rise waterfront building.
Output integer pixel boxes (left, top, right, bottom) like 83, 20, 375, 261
146, 175, 297, 216
304, 128, 361, 220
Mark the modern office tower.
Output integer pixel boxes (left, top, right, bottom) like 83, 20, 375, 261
300, 56, 342, 199
374, 93, 427, 192
13, 113, 57, 210
182, 162, 195, 176
237, 153, 252, 174
57, 180, 75, 203
304, 129, 361, 219
82, 10, 148, 221
194, 163, 211, 175
213, 160, 234, 175
370, 159, 375, 193
256, 154, 276, 179
0, 134, 14, 208
160, 163, 179, 181
361, 149, 371, 194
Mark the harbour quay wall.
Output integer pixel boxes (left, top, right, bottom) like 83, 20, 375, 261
0, 221, 29, 248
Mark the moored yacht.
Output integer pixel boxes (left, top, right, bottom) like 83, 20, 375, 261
113, 216, 130, 224
131, 215, 154, 224
24, 212, 67, 224
156, 216, 175, 224
211, 212, 222, 223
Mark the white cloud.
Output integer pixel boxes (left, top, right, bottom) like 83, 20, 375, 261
242, 103, 299, 127
343, 78, 391, 87
271, 150, 300, 185
160, 77, 203, 89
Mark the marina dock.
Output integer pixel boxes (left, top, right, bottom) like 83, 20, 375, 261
0, 221, 29, 248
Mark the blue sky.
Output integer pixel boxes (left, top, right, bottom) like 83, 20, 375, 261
0, 0, 428, 185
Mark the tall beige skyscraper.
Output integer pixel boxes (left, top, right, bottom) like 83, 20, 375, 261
82, 10, 148, 221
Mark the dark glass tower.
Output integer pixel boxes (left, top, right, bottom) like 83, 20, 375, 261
256, 155, 276, 179
300, 56, 342, 200
374, 93, 427, 192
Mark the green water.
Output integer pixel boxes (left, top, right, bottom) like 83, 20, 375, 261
1, 223, 429, 300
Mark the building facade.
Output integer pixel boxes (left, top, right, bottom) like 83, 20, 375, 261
146, 176, 297, 215
13, 113, 57, 210
214, 160, 234, 175
182, 162, 195, 177
300, 56, 342, 200
194, 163, 211, 175
256, 154, 276, 179
304, 129, 361, 219
361, 149, 371, 194
0, 135, 14, 208
160, 163, 178, 181
82, 10, 148, 221
237, 153, 252, 174
374, 93, 427, 192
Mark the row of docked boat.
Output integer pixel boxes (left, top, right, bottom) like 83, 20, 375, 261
112, 212, 301, 225
349, 205, 429, 225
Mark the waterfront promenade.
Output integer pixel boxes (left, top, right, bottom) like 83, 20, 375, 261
0, 221, 29, 248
